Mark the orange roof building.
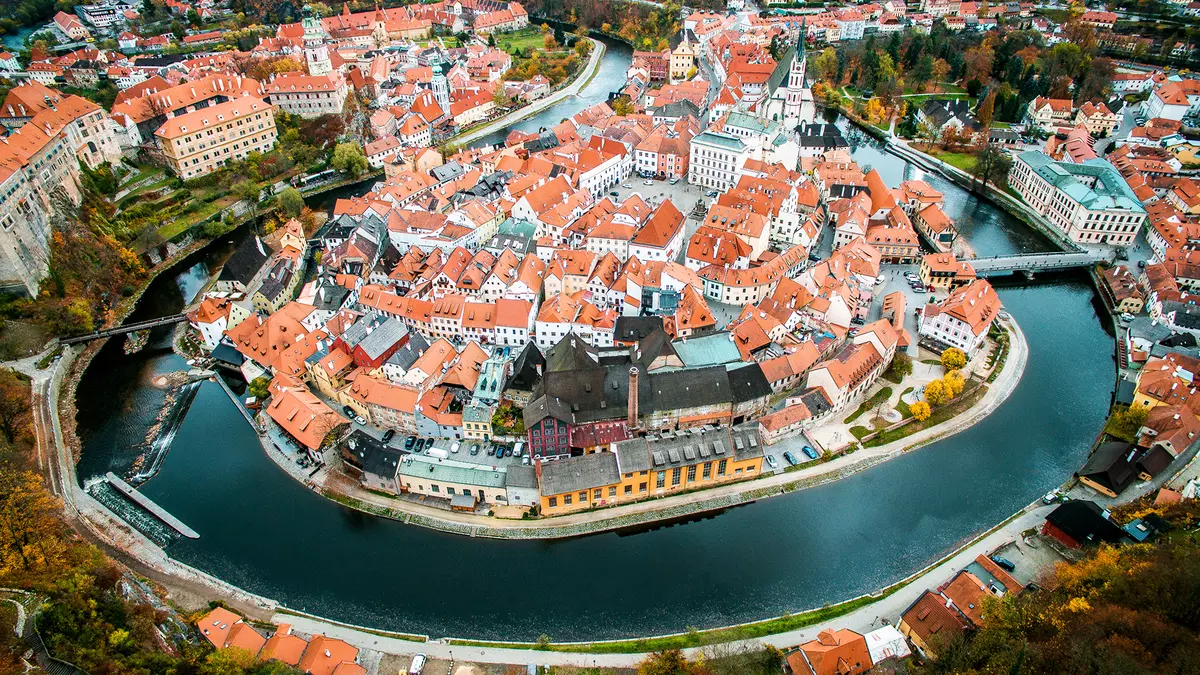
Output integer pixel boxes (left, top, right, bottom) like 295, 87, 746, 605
918, 279, 1001, 356
787, 629, 872, 675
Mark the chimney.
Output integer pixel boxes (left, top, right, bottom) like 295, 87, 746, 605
627, 366, 640, 428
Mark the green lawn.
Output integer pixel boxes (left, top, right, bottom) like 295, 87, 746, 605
929, 150, 977, 173
865, 385, 987, 448
497, 28, 549, 55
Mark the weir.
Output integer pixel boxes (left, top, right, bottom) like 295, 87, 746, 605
103, 472, 200, 539
134, 380, 201, 483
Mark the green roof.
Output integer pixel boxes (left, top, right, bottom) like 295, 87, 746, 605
398, 455, 507, 488
498, 218, 538, 238
674, 332, 743, 368
1017, 151, 1145, 213
693, 131, 746, 151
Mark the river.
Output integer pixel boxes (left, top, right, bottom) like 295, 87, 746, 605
71, 42, 1114, 641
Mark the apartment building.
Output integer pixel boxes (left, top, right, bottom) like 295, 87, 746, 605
263, 72, 350, 118
1009, 151, 1147, 247
155, 95, 278, 179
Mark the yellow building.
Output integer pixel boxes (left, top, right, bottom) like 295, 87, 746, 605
463, 402, 493, 442
538, 424, 764, 514
919, 252, 977, 291
155, 95, 277, 180
670, 38, 697, 82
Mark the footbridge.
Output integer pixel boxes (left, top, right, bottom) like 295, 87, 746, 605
61, 314, 188, 345
969, 251, 1109, 277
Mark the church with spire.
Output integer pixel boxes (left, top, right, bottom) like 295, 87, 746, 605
760, 21, 814, 129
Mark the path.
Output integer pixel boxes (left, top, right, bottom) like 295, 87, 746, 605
453, 38, 605, 146
286, 317, 1028, 538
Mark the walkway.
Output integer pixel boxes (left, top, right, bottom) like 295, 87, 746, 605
454, 38, 606, 146
296, 317, 1028, 539
971, 251, 1108, 276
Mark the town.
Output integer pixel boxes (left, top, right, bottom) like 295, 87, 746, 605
0, 0, 1195, 672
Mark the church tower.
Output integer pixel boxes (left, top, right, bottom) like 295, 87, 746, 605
783, 20, 807, 123
371, 3, 388, 48
430, 53, 450, 114
303, 6, 332, 77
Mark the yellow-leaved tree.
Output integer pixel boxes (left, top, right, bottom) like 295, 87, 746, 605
910, 401, 931, 421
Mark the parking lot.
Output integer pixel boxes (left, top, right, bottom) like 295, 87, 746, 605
342, 416, 529, 470
866, 262, 946, 357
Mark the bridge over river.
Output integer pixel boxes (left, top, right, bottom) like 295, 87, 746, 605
968, 250, 1109, 277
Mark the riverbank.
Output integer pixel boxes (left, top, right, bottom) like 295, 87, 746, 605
453, 37, 606, 146
251, 317, 1027, 540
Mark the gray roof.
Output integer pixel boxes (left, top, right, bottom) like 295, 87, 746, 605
218, 236, 270, 284
356, 316, 409, 360
256, 259, 295, 302
386, 331, 430, 370
505, 464, 538, 489
613, 422, 763, 474
692, 130, 745, 151
538, 451, 620, 496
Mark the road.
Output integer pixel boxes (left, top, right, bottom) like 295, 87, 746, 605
453, 37, 606, 147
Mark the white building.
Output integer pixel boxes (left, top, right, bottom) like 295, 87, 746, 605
689, 131, 749, 192
264, 72, 349, 118
1008, 151, 1147, 247
917, 279, 1001, 356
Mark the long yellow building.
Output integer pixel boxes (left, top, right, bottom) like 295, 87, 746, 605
538, 423, 764, 514
155, 95, 277, 179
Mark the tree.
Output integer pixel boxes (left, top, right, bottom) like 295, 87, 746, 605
232, 179, 260, 203
0, 469, 68, 576
972, 143, 1011, 188
917, 119, 939, 150
247, 376, 271, 401
612, 96, 634, 116
277, 187, 304, 217
1108, 403, 1149, 441
941, 347, 967, 370
924, 378, 951, 406
543, 32, 558, 50
889, 352, 913, 380
814, 47, 839, 83
944, 369, 965, 397
0, 370, 29, 445
331, 142, 368, 177
638, 649, 702, 675
977, 89, 996, 130
931, 58, 951, 86
910, 400, 932, 421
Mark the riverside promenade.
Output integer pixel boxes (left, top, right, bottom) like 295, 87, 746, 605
265, 317, 1029, 539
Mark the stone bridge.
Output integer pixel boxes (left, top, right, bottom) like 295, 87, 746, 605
969, 251, 1109, 277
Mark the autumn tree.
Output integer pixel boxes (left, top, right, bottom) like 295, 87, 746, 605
1108, 403, 1149, 441
976, 89, 996, 130
0, 469, 68, 579
0, 370, 29, 445
944, 370, 965, 398
916, 119, 938, 150
941, 347, 967, 370
638, 649, 704, 675
910, 401, 932, 421
924, 379, 951, 406
612, 96, 635, 116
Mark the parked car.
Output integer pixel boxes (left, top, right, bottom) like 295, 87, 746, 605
1042, 490, 1058, 504
643, 179, 653, 185
782, 451, 798, 466
354, 415, 367, 425
622, 183, 632, 188
669, 177, 680, 185
469, 444, 480, 456
766, 455, 778, 468
801, 445, 819, 460
1119, 312, 1134, 322
705, 190, 719, 197
342, 405, 356, 417
609, 191, 619, 197
381, 429, 395, 443
404, 436, 416, 450
408, 654, 426, 675
990, 555, 1016, 572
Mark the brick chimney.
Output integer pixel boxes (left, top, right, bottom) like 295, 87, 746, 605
627, 367, 640, 429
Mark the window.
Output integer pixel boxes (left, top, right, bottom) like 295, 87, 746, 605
687, 465, 696, 482
564, 494, 572, 505
718, 459, 727, 476
671, 468, 681, 486
703, 462, 712, 479
579, 491, 588, 502
431, 484, 440, 493
548, 496, 558, 508
656, 471, 666, 489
